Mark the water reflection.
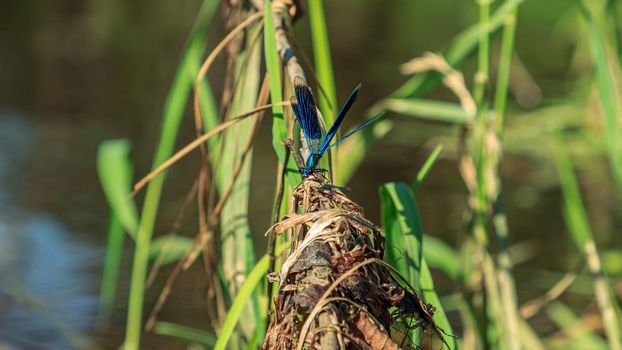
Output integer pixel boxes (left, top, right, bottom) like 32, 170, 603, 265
0, 114, 97, 349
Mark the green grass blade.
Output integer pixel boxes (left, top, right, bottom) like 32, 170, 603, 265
580, 4, 622, 188
554, 133, 622, 350
97, 139, 135, 326
97, 213, 125, 327
554, 134, 596, 249
97, 139, 138, 237
545, 302, 609, 350
214, 257, 267, 350
148, 234, 194, 266
420, 259, 458, 349
214, 245, 285, 350
219, 37, 262, 344
123, 1, 218, 348
308, 0, 337, 128
380, 182, 423, 285
153, 322, 216, 347
381, 98, 473, 124
380, 182, 456, 348
422, 234, 461, 281
412, 144, 443, 191
493, 6, 518, 137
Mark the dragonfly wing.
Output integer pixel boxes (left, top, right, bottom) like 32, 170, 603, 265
318, 83, 362, 155
293, 77, 322, 152
327, 112, 386, 150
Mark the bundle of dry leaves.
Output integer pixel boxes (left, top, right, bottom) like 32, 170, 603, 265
263, 171, 446, 350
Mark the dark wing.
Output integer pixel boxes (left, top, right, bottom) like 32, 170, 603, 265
326, 112, 386, 150
293, 77, 322, 150
317, 83, 362, 155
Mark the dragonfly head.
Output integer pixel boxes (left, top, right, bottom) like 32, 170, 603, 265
301, 153, 320, 177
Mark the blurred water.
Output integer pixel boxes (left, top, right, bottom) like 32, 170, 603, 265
0, 113, 98, 349
0, 113, 99, 348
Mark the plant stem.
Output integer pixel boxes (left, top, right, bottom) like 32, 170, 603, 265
554, 133, 622, 350
493, 7, 517, 138
97, 213, 125, 327
492, 5, 522, 350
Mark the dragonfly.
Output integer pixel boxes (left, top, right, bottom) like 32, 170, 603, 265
291, 77, 385, 177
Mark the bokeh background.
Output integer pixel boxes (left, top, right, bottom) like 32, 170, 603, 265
1, 0, 620, 349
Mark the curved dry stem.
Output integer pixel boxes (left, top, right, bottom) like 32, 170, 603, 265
192, 11, 264, 137
132, 102, 289, 195
207, 84, 268, 226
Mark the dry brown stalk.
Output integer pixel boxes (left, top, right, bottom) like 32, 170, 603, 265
263, 171, 442, 350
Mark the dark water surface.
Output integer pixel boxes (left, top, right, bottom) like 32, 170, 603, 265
0, 0, 607, 349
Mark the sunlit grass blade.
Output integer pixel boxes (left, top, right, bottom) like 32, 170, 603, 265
123, 1, 219, 348
153, 322, 216, 347
380, 182, 423, 285
380, 182, 456, 348
554, 132, 622, 350
214, 246, 284, 350
412, 144, 443, 191
380, 99, 473, 124
308, 0, 337, 125
97, 139, 136, 326
97, 139, 138, 237
420, 259, 457, 349
148, 234, 194, 266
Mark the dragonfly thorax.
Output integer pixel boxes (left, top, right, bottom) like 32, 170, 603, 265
301, 154, 320, 177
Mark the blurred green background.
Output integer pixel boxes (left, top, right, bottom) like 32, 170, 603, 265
0, 0, 620, 349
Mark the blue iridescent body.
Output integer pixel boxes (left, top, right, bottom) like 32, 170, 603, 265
291, 77, 385, 177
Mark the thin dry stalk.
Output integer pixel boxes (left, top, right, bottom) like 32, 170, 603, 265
520, 272, 578, 319
143, 98, 279, 330
132, 102, 288, 195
